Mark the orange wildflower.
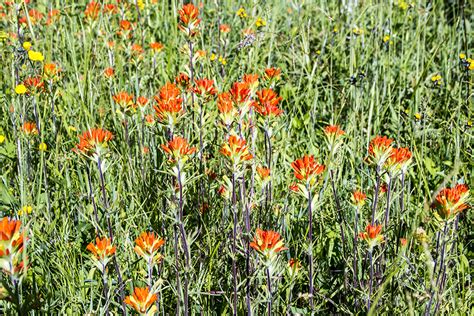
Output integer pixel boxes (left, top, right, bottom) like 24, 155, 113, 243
264, 68, 281, 81
134, 232, 165, 264
219, 24, 231, 33
23, 76, 45, 93
324, 125, 345, 138
124, 287, 158, 315
84, 2, 101, 20
104, 67, 115, 78
255, 88, 283, 117
145, 114, 155, 126
385, 147, 412, 174
150, 42, 164, 53
178, 3, 201, 37
351, 191, 367, 207
432, 184, 470, 220
43, 63, 60, 80
289, 183, 299, 192
288, 258, 301, 277
137, 96, 149, 108
324, 125, 345, 153
112, 91, 133, 108
220, 135, 253, 167
153, 83, 183, 125
0, 217, 24, 257
291, 155, 325, 183
217, 92, 236, 126
74, 128, 113, 157
161, 136, 196, 165
103, 4, 117, 14
250, 229, 287, 260
113, 91, 136, 113
22, 122, 38, 136
86, 237, 116, 267
359, 224, 384, 248
0, 217, 26, 276
46, 9, 60, 25
368, 135, 393, 166
19, 9, 43, 25
257, 166, 271, 181
131, 43, 144, 55
194, 78, 217, 98
120, 20, 132, 31
243, 74, 259, 90
175, 73, 190, 88
230, 82, 251, 106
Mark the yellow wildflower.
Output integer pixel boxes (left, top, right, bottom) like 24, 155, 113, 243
459, 53, 466, 60
39, 142, 47, 151
28, 50, 44, 62
236, 7, 247, 18
218, 55, 227, 65
383, 35, 390, 43
468, 58, 474, 71
15, 84, 27, 94
0, 135, 5, 144
255, 17, 266, 27
431, 74, 442, 84
18, 205, 33, 216
352, 28, 363, 36
22, 41, 32, 51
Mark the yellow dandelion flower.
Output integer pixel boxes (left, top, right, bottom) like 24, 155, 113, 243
414, 113, 422, 120
39, 142, 47, 151
0, 135, 5, 144
22, 41, 32, 51
28, 50, 44, 62
383, 35, 390, 43
459, 53, 466, 60
15, 84, 27, 94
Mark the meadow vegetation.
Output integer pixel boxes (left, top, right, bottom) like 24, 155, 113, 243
0, 0, 472, 315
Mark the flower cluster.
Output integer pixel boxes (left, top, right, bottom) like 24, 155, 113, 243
74, 128, 114, 158
432, 184, 470, 221
178, 3, 201, 38
359, 224, 384, 249
220, 134, 253, 169
134, 232, 165, 265
0, 217, 27, 279
250, 229, 287, 262
153, 83, 184, 127
124, 287, 158, 315
86, 236, 116, 270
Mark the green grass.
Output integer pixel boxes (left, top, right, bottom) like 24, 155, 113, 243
0, 0, 472, 315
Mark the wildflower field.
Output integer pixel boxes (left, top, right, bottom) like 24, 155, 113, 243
0, 0, 472, 315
